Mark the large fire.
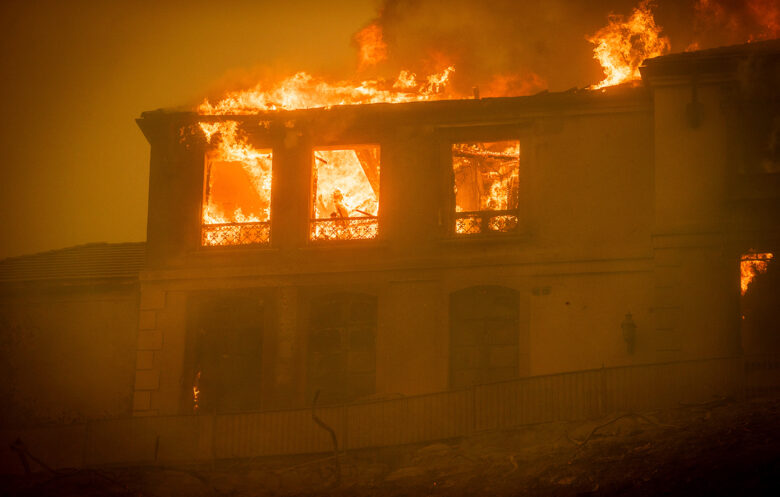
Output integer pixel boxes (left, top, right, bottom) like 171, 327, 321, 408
200, 121, 273, 246
587, 0, 671, 89
740, 251, 774, 296
192, 0, 769, 246
311, 146, 380, 241
198, 66, 456, 115
453, 141, 520, 235
195, 19, 460, 244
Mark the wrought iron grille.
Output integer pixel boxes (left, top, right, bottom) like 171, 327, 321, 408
310, 217, 378, 241
455, 216, 483, 235
454, 210, 519, 235
202, 222, 271, 247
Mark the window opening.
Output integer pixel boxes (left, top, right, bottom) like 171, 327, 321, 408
310, 145, 380, 241
741, 251, 773, 296
189, 295, 265, 413
452, 140, 520, 234
200, 121, 272, 246
740, 250, 778, 355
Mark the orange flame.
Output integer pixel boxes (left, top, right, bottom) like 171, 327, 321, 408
312, 146, 380, 241
198, 66, 455, 115
355, 23, 388, 69
196, 64, 454, 245
740, 251, 773, 296
453, 141, 520, 234
199, 121, 273, 246
587, 0, 670, 89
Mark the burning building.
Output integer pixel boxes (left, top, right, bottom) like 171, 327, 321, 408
1, 40, 778, 430
122, 39, 779, 416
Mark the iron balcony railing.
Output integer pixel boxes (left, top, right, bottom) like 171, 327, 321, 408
310, 216, 378, 241
201, 222, 271, 247
454, 209, 519, 235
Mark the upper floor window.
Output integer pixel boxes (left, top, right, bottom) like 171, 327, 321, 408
452, 140, 520, 235
200, 121, 273, 247
310, 145, 380, 241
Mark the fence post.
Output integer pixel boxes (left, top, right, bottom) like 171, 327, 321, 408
599, 365, 606, 417
211, 413, 217, 467
82, 420, 90, 468
471, 385, 477, 435
342, 404, 349, 451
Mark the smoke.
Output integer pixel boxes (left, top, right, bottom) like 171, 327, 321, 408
357, 0, 779, 92
198, 1, 780, 106
692, 0, 779, 46
361, 0, 622, 92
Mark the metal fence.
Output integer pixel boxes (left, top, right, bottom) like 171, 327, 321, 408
1, 355, 775, 473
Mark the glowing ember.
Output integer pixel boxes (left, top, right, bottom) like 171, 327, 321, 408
193, 371, 201, 413
587, 0, 671, 89
198, 67, 455, 115
452, 141, 520, 234
740, 251, 773, 295
200, 121, 273, 246
311, 146, 380, 241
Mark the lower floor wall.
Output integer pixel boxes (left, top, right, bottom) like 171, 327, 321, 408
0, 284, 138, 427
2, 356, 769, 475
132, 258, 747, 416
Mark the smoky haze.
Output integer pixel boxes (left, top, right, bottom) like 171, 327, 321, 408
0, 0, 375, 259
363, 0, 779, 92
0, 0, 774, 259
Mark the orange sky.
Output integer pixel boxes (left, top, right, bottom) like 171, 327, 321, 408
0, 0, 773, 259
0, 0, 375, 259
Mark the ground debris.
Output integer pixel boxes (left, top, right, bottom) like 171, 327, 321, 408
2, 396, 779, 496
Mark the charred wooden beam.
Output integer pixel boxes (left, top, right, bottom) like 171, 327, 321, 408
452, 150, 519, 161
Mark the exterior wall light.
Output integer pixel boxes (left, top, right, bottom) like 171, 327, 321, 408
621, 312, 637, 354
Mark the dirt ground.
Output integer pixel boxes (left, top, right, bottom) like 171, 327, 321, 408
2, 395, 779, 497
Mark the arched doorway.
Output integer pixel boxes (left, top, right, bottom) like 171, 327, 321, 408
308, 293, 376, 404
188, 293, 265, 413
450, 286, 520, 389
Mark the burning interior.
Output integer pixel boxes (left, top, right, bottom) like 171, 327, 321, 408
453, 140, 520, 235
200, 121, 273, 247
740, 251, 774, 296
311, 145, 380, 241
740, 251, 779, 354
